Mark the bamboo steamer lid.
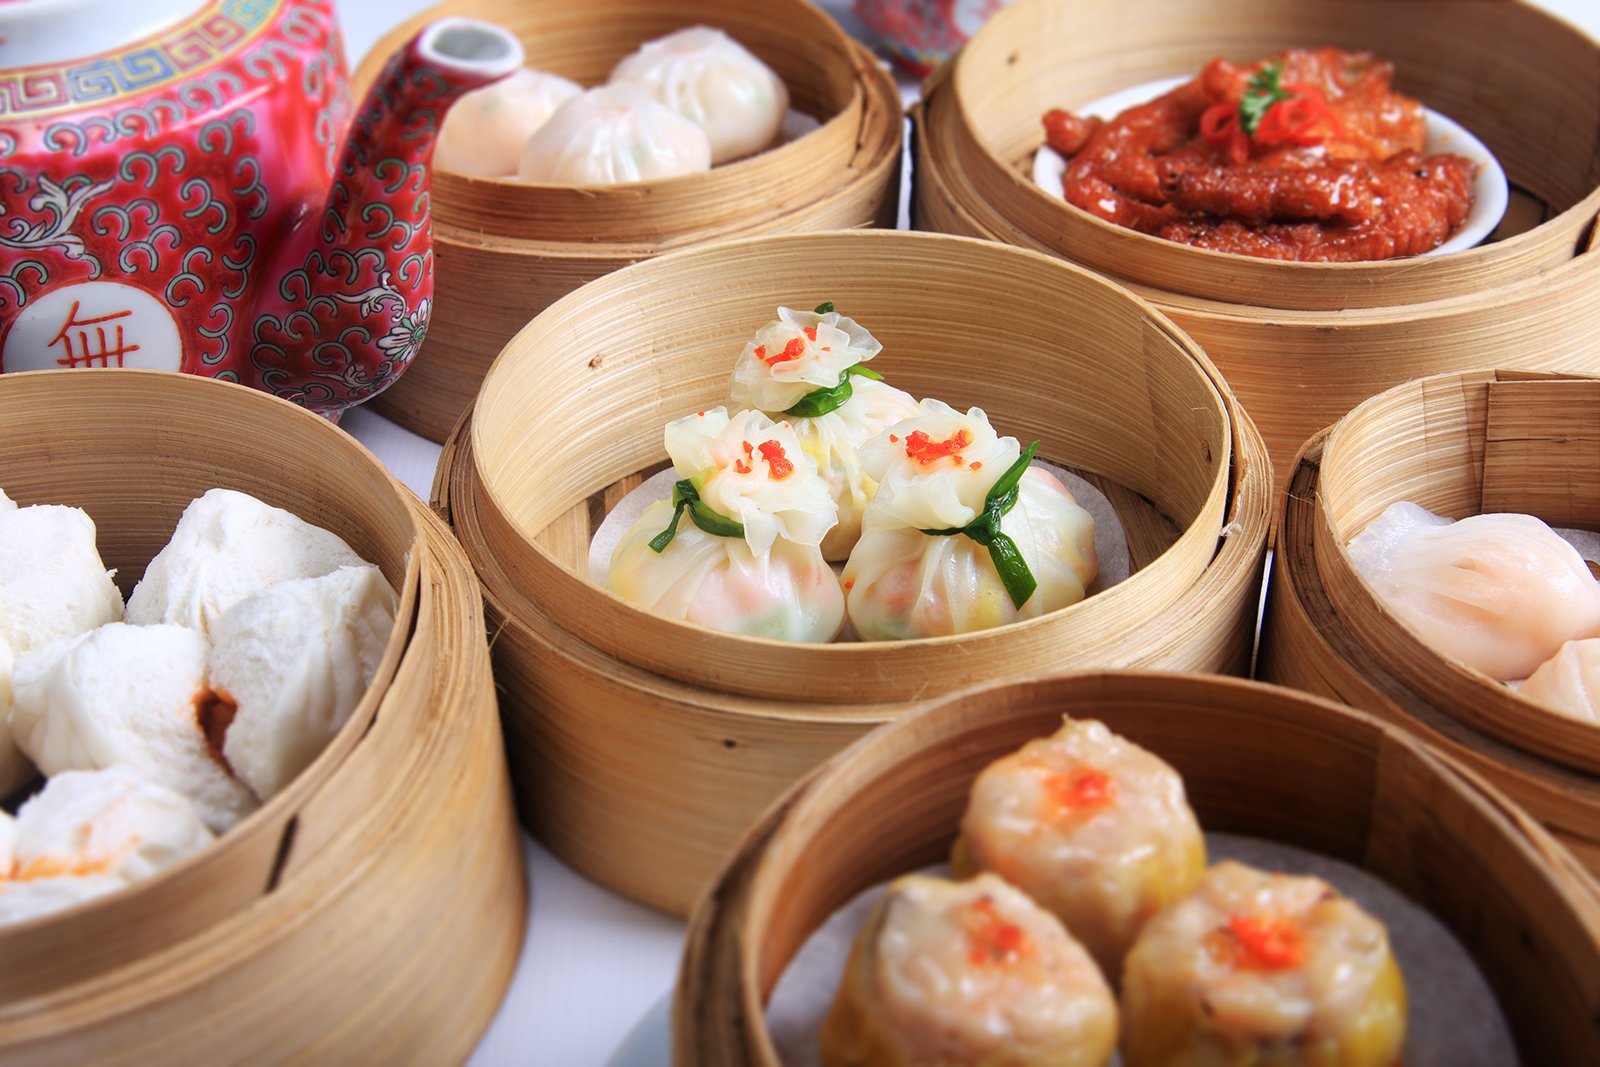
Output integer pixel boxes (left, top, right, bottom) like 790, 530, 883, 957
436, 228, 1272, 915
676, 671, 1600, 1065
1259, 369, 1600, 879
355, 0, 905, 443
911, 0, 1600, 496
0, 371, 525, 1063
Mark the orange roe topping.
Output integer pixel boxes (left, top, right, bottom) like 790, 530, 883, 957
803, 326, 818, 341
1210, 913, 1307, 972
964, 896, 1030, 966
889, 434, 899, 443
1045, 767, 1116, 812
758, 337, 808, 367
733, 460, 751, 475
758, 439, 794, 479
970, 461, 983, 471
843, 578, 855, 591
904, 428, 973, 467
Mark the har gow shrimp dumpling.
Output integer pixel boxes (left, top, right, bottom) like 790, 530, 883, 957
609, 26, 790, 165
516, 82, 712, 186
952, 717, 1206, 984
1517, 638, 1600, 725
820, 871, 1118, 1067
435, 67, 582, 178
1121, 860, 1406, 1067
1347, 501, 1600, 681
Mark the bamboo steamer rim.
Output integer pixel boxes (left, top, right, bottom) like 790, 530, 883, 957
1262, 428, 1600, 868
1313, 368, 1600, 775
354, 0, 897, 244
938, 0, 1600, 310
674, 670, 1600, 1065
0, 370, 424, 995
467, 228, 1243, 705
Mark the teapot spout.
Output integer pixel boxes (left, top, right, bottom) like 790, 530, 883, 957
246, 19, 522, 417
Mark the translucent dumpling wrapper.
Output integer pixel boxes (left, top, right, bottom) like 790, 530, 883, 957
728, 305, 918, 561
1517, 639, 1600, 725
435, 66, 582, 177
126, 488, 365, 639
517, 82, 712, 185
1347, 501, 1600, 681
0, 499, 124, 795
843, 400, 1098, 639
952, 717, 1206, 984
609, 26, 790, 164
9, 623, 258, 832
212, 565, 398, 801
1121, 860, 1406, 1067
820, 871, 1117, 1067
605, 408, 844, 642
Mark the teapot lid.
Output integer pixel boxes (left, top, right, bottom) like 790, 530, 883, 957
0, 0, 207, 68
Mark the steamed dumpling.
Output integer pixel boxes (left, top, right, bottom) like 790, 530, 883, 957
1518, 639, 1600, 724
435, 66, 582, 177
211, 565, 397, 801
517, 82, 712, 185
821, 872, 1117, 1067
1347, 501, 1600, 680
609, 26, 789, 164
9, 623, 258, 831
843, 400, 1098, 639
952, 717, 1206, 984
126, 488, 365, 638
605, 407, 843, 642
727, 304, 919, 560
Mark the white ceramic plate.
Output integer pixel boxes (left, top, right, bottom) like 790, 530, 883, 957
1031, 75, 1509, 256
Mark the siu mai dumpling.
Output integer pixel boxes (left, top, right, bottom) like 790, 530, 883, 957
606, 408, 843, 642
435, 66, 582, 177
843, 400, 1097, 639
1347, 501, 1600, 680
609, 26, 789, 164
9, 623, 258, 831
126, 488, 365, 638
1121, 861, 1406, 1067
1518, 638, 1600, 725
517, 82, 712, 185
952, 717, 1206, 984
727, 303, 918, 560
210, 564, 397, 800
821, 872, 1117, 1067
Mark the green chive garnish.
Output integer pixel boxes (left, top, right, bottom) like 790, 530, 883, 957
648, 479, 745, 552
919, 440, 1041, 609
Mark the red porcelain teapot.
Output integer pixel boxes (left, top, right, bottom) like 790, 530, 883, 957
0, 0, 519, 419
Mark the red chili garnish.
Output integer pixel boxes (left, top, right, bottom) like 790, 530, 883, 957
1221, 913, 1306, 971
758, 337, 808, 366
1045, 767, 1116, 812
1200, 102, 1252, 165
1255, 84, 1342, 147
904, 428, 972, 466
742, 441, 754, 455
888, 434, 899, 443
969, 461, 983, 471
733, 459, 751, 475
964, 896, 1030, 966
757, 439, 793, 479
803, 326, 818, 342
843, 578, 855, 591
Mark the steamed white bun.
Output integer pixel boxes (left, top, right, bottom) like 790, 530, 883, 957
436, 66, 582, 177
609, 26, 789, 164
0, 873, 122, 926
9, 623, 258, 831
126, 489, 364, 638
212, 565, 397, 800
517, 82, 712, 185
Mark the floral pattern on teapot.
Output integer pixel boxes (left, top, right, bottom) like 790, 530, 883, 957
0, 0, 521, 419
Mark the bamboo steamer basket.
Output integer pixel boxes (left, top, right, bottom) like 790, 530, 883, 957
0, 370, 525, 1064
434, 228, 1272, 916
355, 0, 905, 444
911, 0, 1600, 496
1258, 368, 1600, 878
676, 671, 1600, 1065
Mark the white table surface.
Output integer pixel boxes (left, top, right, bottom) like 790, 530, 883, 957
332, 1, 1600, 1064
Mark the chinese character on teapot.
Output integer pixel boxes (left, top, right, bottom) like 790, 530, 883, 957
0, 0, 520, 419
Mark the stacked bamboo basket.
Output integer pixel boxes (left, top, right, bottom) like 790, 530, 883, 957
912, 0, 1600, 494
0, 371, 525, 1064
676, 672, 1600, 1065
355, 0, 904, 443
1260, 369, 1600, 882
434, 229, 1273, 917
